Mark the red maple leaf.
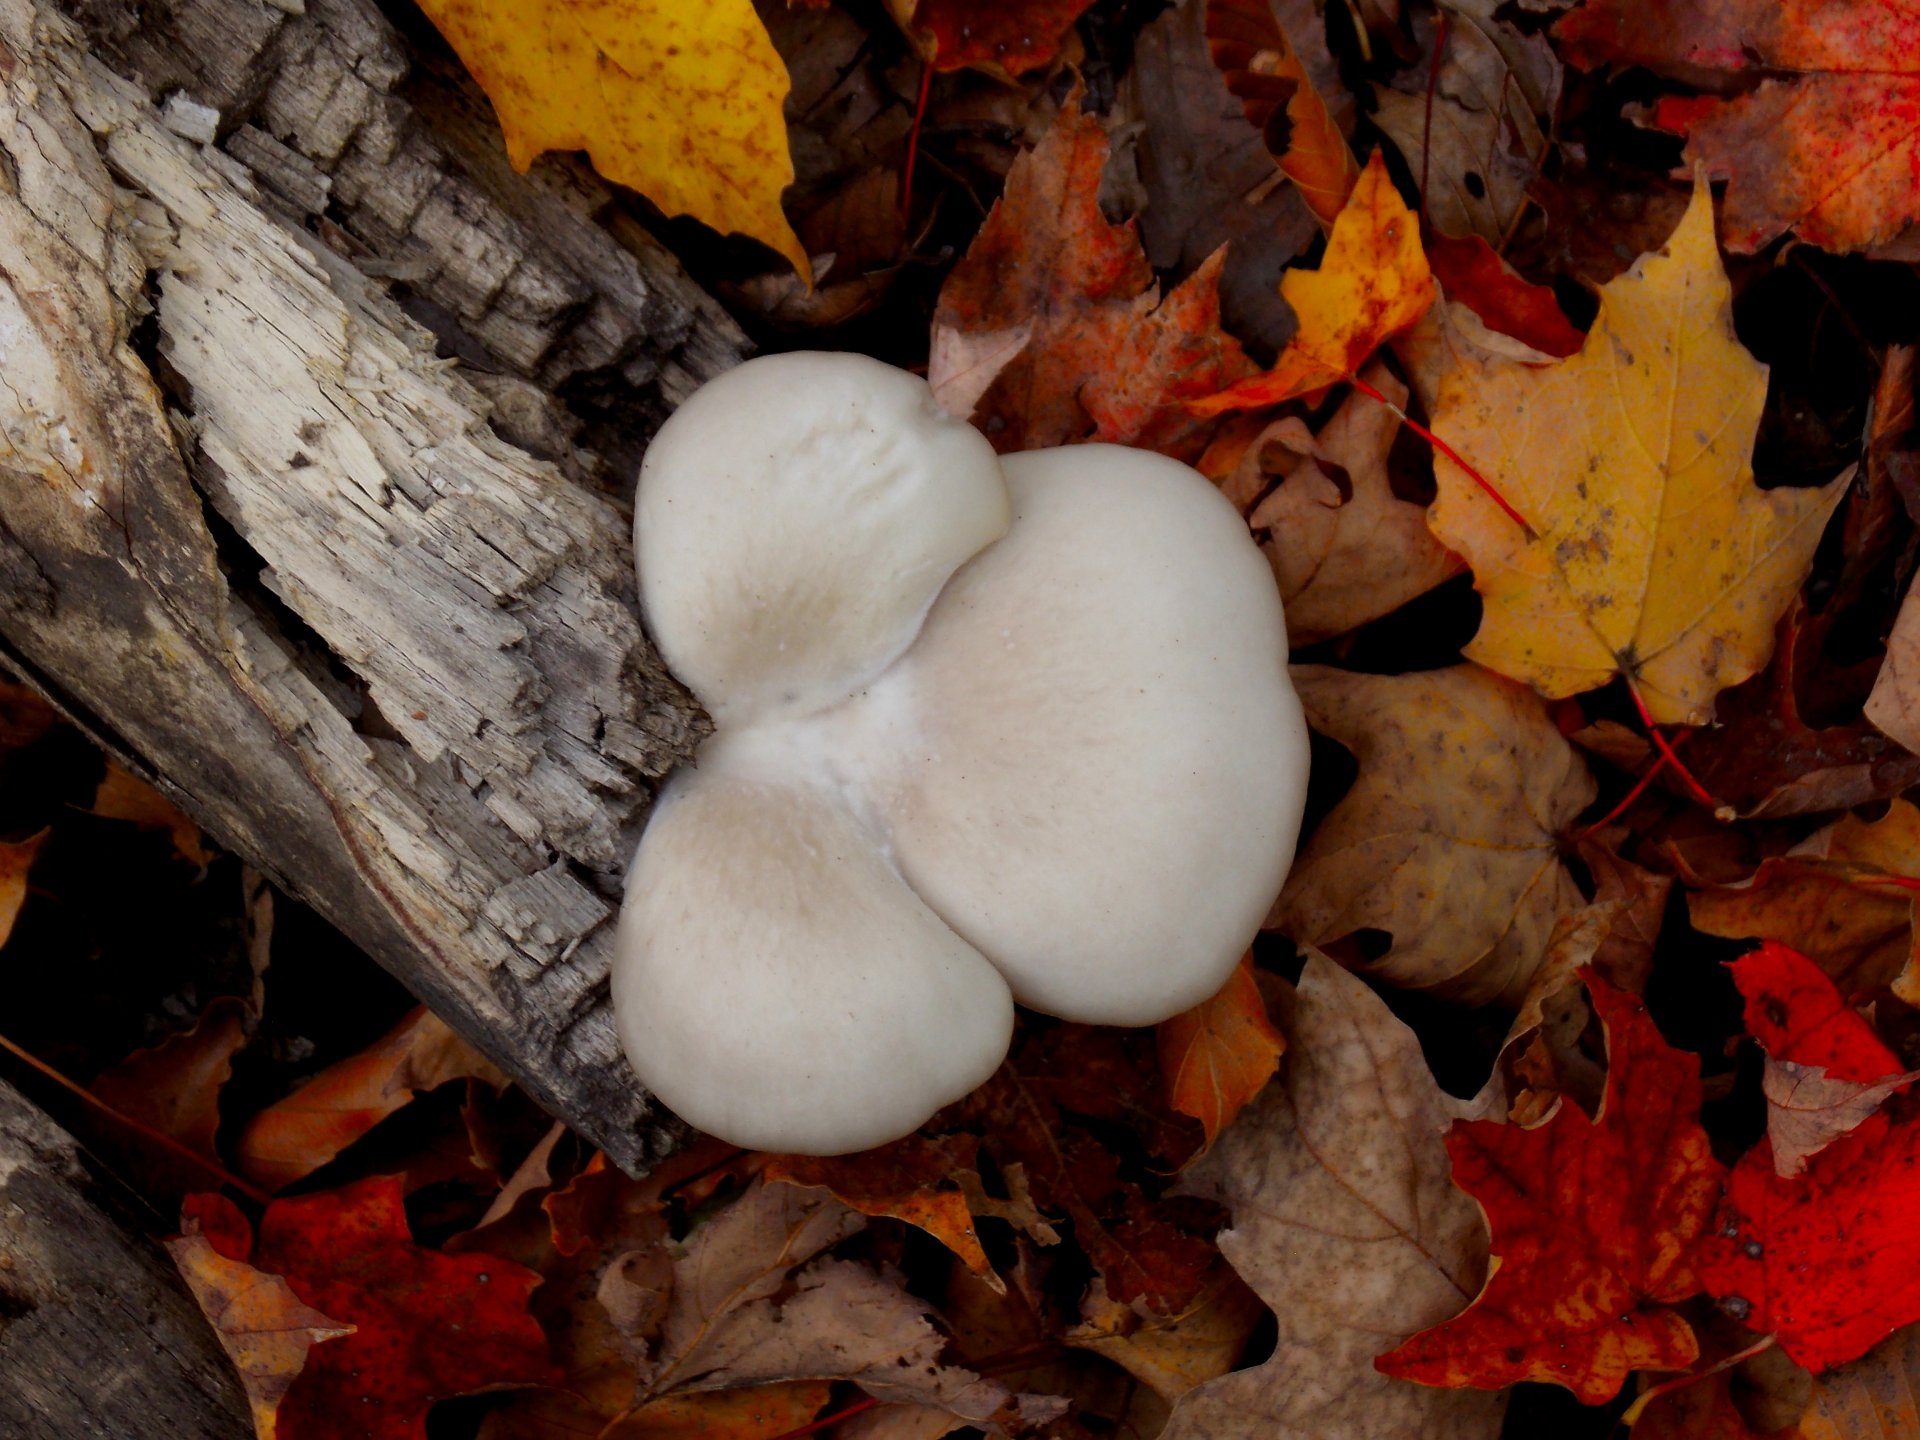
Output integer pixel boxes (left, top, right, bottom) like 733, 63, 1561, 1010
188, 1178, 558, 1439
1375, 974, 1724, 1403
1729, 941, 1905, 1082
894, 0, 1099, 79
1698, 1111, 1920, 1373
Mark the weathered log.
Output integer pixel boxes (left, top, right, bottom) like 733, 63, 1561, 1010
0, 1078, 253, 1438
0, 0, 751, 1170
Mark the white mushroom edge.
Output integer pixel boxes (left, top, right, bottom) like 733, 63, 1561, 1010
614, 352, 1310, 1155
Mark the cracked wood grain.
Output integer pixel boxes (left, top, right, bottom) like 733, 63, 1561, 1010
0, 0, 735, 1172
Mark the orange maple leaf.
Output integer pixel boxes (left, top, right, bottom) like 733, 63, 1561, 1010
1376, 974, 1724, 1403
1190, 151, 1433, 415
1156, 954, 1284, 1147
235, 1008, 507, 1191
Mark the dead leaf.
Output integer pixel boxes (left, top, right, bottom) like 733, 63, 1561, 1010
1500, 898, 1629, 1123
1069, 1269, 1267, 1403
658, 1256, 1050, 1426
92, 761, 215, 867
1725, 941, 1912, 1175
0, 680, 55, 749
1868, 573, 1920, 755
1237, 362, 1466, 643
950, 1027, 1217, 1315
615, 1181, 1058, 1433
1425, 231, 1585, 357
1273, 664, 1597, 1005
236, 1006, 509, 1190
1379, 975, 1723, 1403
607, 1383, 833, 1440
166, 1229, 355, 1440
1155, 954, 1284, 1147
200, 1180, 559, 1440
473, 1120, 567, 1233
1582, 836, 1673, 992
1193, 151, 1435, 413
1374, 10, 1557, 245
1125, 0, 1320, 353
1763, 1060, 1919, 1179
1799, 1321, 1920, 1438
1698, 1105, 1920, 1374
1425, 179, 1847, 724
1160, 954, 1505, 1440
1687, 799, 1920, 1001
1677, 603, 1920, 819
412, 0, 806, 274
834, 1405, 968, 1440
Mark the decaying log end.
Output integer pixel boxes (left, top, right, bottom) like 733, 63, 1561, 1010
0, 0, 754, 1171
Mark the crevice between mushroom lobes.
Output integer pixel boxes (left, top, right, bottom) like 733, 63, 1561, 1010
614, 352, 1310, 1156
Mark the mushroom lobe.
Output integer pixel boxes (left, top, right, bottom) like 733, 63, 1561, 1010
862, 445, 1308, 1025
634, 351, 1010, 726
612, 763, 1015, 1156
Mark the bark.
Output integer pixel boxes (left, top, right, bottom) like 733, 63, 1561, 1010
0, 0, 751, 1171
0, 1078, 253, 1438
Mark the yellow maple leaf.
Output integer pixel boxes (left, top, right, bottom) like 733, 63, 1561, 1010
1426, 181, 1847, 725
1192, 151, 1433, 414
416, 0, 807, 277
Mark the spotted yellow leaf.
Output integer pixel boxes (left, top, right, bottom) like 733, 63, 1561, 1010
1425, 181, 1846, 724
416, 0, 807, 276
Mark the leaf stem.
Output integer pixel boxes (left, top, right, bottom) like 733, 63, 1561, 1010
1577, 742, 1682, 838
0, 1029, 272, 1207
1858, 874, 1920, 894
1346, 373, 1535, 534
766, 1396, 880, 1440
901, 60, 934, 222
1615, 1332, 1776, 1427
1621, 677, 1723, 815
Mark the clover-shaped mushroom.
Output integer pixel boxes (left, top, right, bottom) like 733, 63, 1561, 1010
614, 352, 1310, 1154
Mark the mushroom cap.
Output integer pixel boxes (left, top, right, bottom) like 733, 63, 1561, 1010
611, 758, 1015, 1155
634, 351, 1010, 725
857, 445, 1309, 1024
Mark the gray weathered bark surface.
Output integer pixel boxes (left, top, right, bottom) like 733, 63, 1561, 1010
0, 0, 752, 1170
0, 1078, 253, 1438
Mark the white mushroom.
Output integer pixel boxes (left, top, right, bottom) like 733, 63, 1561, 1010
614, 352, 1310, 1154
